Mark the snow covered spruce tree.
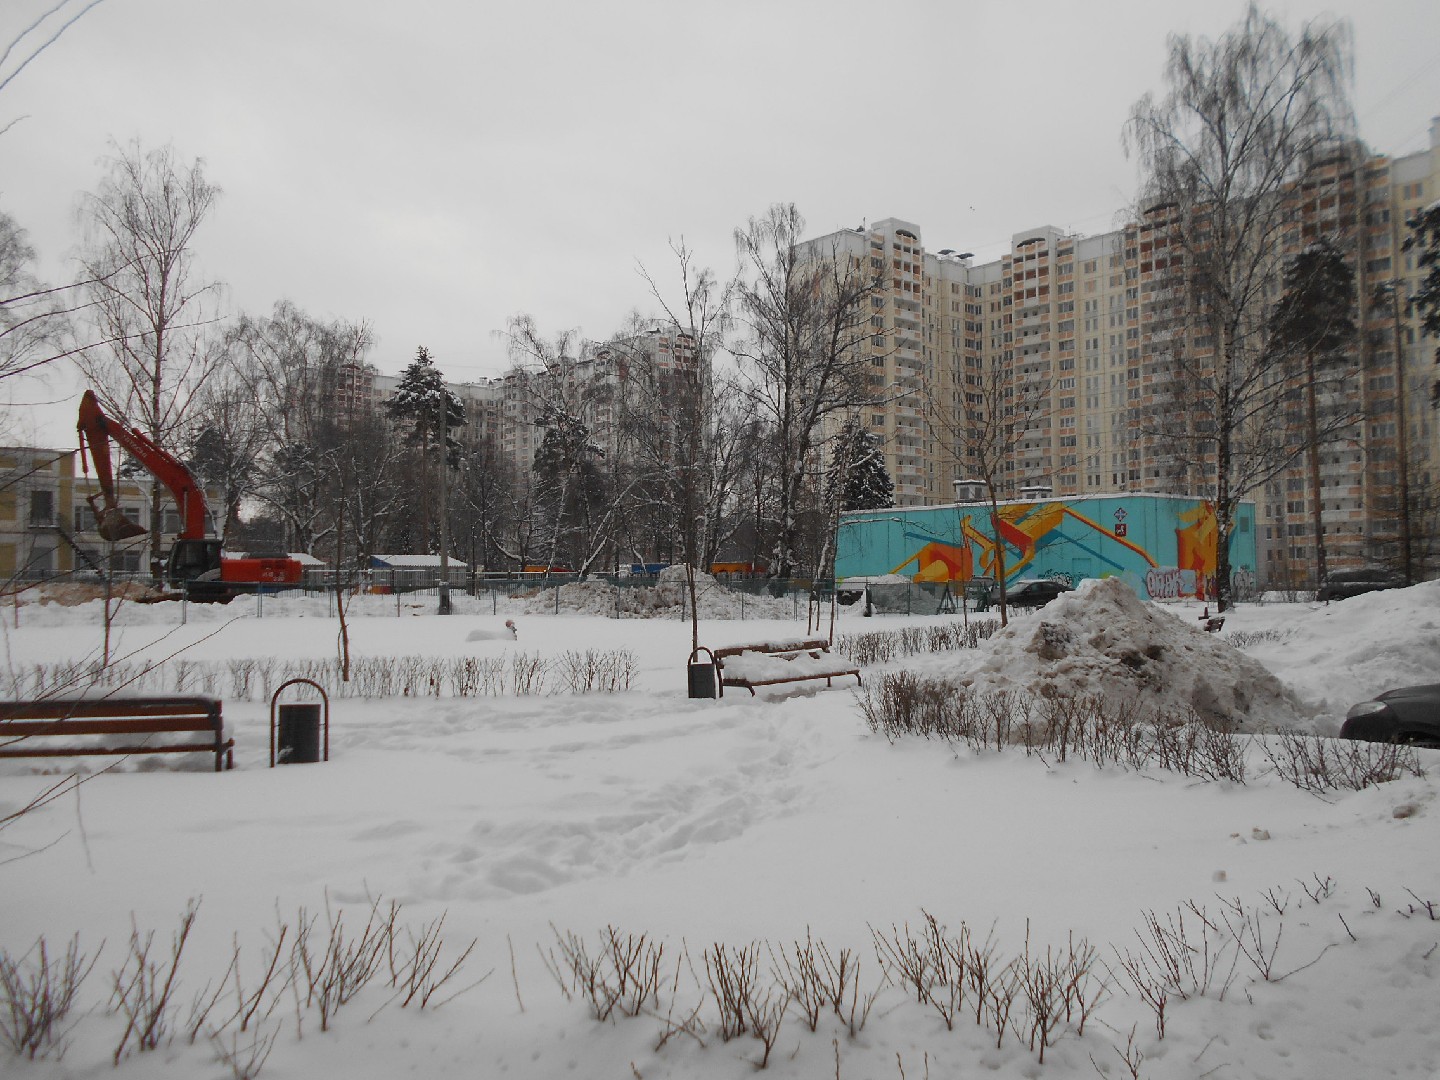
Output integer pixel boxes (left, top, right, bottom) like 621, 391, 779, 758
384, 346, 465, 553
732, 203, 884, 580
830, 417, 894, 512
1268, 238, 1357, 587
1125, 4, 1356, 610
1405, 202, 1440, 407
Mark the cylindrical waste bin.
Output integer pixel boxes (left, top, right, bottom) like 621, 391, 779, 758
687, 647, 718, 699
277, 703, 322, 763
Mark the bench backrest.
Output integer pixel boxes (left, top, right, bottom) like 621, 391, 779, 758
712, 638, 832, 661
0, 696, 222, 735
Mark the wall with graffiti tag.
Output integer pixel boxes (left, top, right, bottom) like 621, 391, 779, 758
835, 493, 1256, 601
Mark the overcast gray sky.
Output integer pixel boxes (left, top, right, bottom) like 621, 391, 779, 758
3, 0, 1438, 447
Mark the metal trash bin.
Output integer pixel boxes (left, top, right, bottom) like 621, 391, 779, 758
687, 647, 718, 699
277, 703, 322, 763
270, 678, 331, 766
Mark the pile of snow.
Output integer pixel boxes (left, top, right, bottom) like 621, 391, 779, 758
465, 618, 518, 641
952, 577, 1309, 728
523, 566, 796, 619
1225, 578, 1440, 721
15, 581, 170, 606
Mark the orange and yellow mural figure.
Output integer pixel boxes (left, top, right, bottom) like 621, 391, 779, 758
838, 495, 1252, 602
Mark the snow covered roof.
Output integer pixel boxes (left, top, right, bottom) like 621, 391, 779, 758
369, 554, 469, 569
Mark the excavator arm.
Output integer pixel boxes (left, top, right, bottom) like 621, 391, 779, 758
76, 389, 303, 599
76, 390, 210, 542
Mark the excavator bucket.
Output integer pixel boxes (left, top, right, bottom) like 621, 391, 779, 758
87, 494, 147, 542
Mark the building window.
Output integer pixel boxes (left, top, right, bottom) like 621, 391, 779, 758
28, 490, 54, 527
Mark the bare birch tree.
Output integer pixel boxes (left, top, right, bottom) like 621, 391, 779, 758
928, 352, 1052, 626
73, 139, 225, 578
1125, 4, 1356, 610
732, 203, 883, 580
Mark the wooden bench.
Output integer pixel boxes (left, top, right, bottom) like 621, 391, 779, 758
711, 638, 862, 697
1197, 608, 1225, 633
0, 696, 233, 772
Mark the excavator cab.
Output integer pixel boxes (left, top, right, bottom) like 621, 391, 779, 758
166, 538, 224, 585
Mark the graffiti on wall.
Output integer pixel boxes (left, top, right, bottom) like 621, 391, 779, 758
839, 496, 1245, 601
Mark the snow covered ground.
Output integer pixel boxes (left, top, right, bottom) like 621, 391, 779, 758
1, 579, 1438, 1079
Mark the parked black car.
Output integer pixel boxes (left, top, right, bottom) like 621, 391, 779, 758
1339, 685, 1440, 748
997, 578, 1074, 609
1317, 567, 1403, 602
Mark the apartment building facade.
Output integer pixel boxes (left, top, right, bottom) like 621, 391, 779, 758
367, 327, 700, 487
804, 122, 1440, 583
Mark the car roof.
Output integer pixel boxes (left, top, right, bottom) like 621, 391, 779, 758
1328, 567, 1397, 581
1378, 684, 1440, 701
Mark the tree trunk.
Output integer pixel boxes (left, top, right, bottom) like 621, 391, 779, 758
1304, 349, 1328, 589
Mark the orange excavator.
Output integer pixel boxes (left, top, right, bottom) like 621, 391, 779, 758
77, 389, 302, 601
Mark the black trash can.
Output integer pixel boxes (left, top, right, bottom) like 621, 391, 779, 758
277, 703, 322, 764
687, 647, 718, 699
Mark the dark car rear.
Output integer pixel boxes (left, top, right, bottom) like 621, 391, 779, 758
1317, 567, 1403, 602
998, 579, 1074, 609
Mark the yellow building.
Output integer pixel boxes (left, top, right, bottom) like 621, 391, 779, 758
0, 446, 211, 585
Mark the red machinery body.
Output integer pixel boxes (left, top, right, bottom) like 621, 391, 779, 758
77, 390, 302, 598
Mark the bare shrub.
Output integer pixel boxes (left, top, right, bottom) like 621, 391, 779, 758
1218, 898, 1283, 982
210, 1020, 278, 1080
703, 941, 761, 1042
1259, 729, 1424, 792
552, 650, 640, 694
770, 932, 824, 1032
1227, 627, 1293, 649
1397, 889, 1439, 920
227, 659, 254, 699
1114, 902, 1238, 1038
542, 926, 664, 1022
112, 900, 199, 1062
216, 925, 294, 1035
387, 912, 484, 1009
1018, 927, 1106, 1062
835, 619, 1000, 667
510, 653, 547, 696
702, 939, 789, 1068
294, 898, 393, 1031
395, 656, 426, 697
0, 934, 97, 1059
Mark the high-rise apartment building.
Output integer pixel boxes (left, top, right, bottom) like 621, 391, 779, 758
803, 120, 1440, 583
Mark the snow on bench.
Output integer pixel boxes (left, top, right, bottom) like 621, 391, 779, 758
711, 638, 862, 697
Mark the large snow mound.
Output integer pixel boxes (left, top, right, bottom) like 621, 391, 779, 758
956, 578, 1309, 728
1233, 578, 1440, 717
